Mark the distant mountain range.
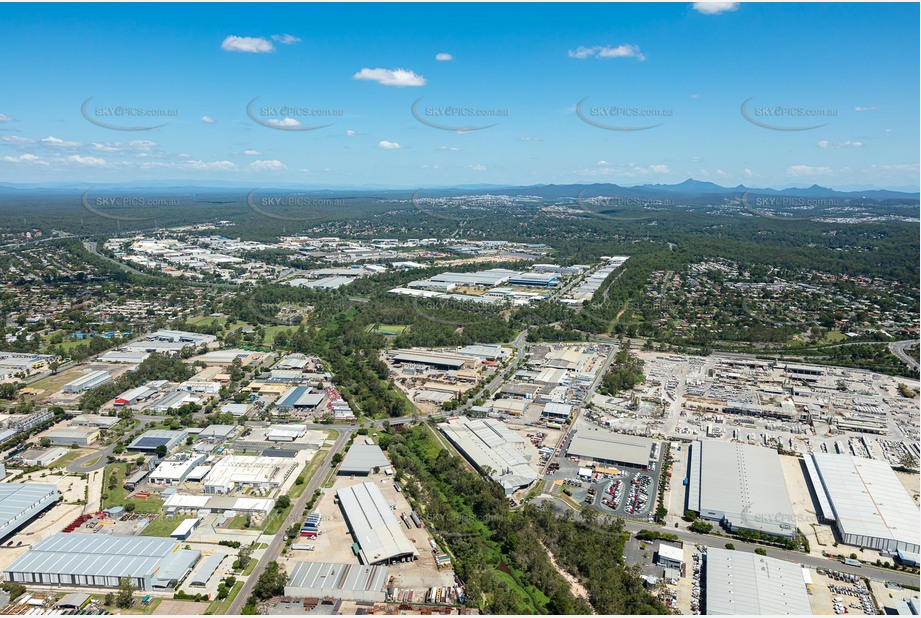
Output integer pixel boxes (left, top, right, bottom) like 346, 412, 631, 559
0, 178, 917, 201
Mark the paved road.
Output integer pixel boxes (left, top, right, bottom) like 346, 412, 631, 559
227, 427, 354, 614
889, 339, 920, 371
65, 415, 156, 473
457, 329, 529, 414
531, 495, 919, 587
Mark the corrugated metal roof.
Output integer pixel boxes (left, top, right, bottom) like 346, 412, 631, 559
336, 482, 417, 564
568, 431, 654, 467
0, 484, 60, 539
339, 444, 390, 474
705, 547, 812, 615
285, 561, 388, 600
190, 552, 225, 586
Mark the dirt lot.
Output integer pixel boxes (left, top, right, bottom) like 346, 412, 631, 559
152, 600, 210, 614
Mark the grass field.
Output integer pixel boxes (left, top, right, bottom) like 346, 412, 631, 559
101, 464, 163, 513
366, 323, 410, 335
140, 515, 194, 537
262, 325, 300, 346
188, 315, 227, 327
205, 581, 243, 615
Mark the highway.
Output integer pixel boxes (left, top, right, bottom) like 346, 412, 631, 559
227, 427, 353, 614
889, 339, 920, 371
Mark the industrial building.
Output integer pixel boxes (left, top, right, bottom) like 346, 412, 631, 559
438, 416, 538, 495
656, 543, 684, 569
97, 350, 150, 364
19, 447, 67, 467
3, 533, 200, 591
189, 552, 226, 587
204, 455, 298, 494
337, 482, 419, 565
147, 330, 217, 346
127, 429, 188, 453
199, 424, 237, 442
276, 386, 326, 411
567, 431, 657, 468
389, 350, 471, 371
806, 453, 920, 553
285, 562, 389, 602
0, 483, 61, 540
162, 494, 275, 516
704, 547, 812, 615
687, 440, 797, 538
507, 272, 559, 287
338, 444, 390, 476
429, 268, 520, 287
150, 454, 207, 485
43, 427, 99, 447
62, 370, 111, 393
69, 414, 120, 429
542, 402, 573, 421
266, 424, 308, 442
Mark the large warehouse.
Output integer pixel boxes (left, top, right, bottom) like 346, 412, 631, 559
62, 370, 111, 394
806, 453, 920, 553
567, 430, 656, 468
337, 482, 418, 565
338, 444, 390, 476
284, 562, 389, 602
687, 440, 797, 538
204, 455, 298, 494
3, 533, 200, 591
438, 416, 538, 495
704, 547, 812, 615
43, 427, 99, 447
0, 483, 61, 540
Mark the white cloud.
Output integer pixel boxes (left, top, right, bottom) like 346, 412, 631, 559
2, 153, 48, 165
854, 106, 878, 112
0, 113, 12, 122
568, 44, 645, 61
91, 140, 157, 153
520, 136, 542, 142
743, 168, 755, 179
250, 159, 286, 171
345, 129, 357, 137
465, 164, 486, 171
786, 164, 833, 176
67, 154, 108, 167
378, 140, 401, 150
597, 160, 609, 167
435, 52, 453, 61
221, 35, 274, 53
353, 67, 426, 87
693, 2, 740, 15
243, 149, 261, 156
577, 163, 670, 178
817, 139, 863, 149
264, 117, 302, 129
201, 115, 215, 124
41, 136, 81, 147
2, 135, 34, 143
183, 160, 236, 171
272, 34, 301, 45
437, 146, 461, 152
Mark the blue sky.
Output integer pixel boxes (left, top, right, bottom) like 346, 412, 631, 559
0, 2, 918, 190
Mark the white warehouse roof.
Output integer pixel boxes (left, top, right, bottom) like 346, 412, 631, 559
705, 547, 811, 615
807, 453, 920, 554
438, 417, 537, 495
336, 482, 418, 565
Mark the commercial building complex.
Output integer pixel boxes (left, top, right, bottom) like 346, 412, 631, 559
704, 547, 812, 615
204, 455, 298, 494
337, 481, 418, 565
806, 453, 920, 553
62, 370, 111, 393
687, 440, 797, 538
3, 533, 200, 591
0, 483, 61, 540
567, 431, 657, 468
438, 416, 538, 495
285, 562, 389, 602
